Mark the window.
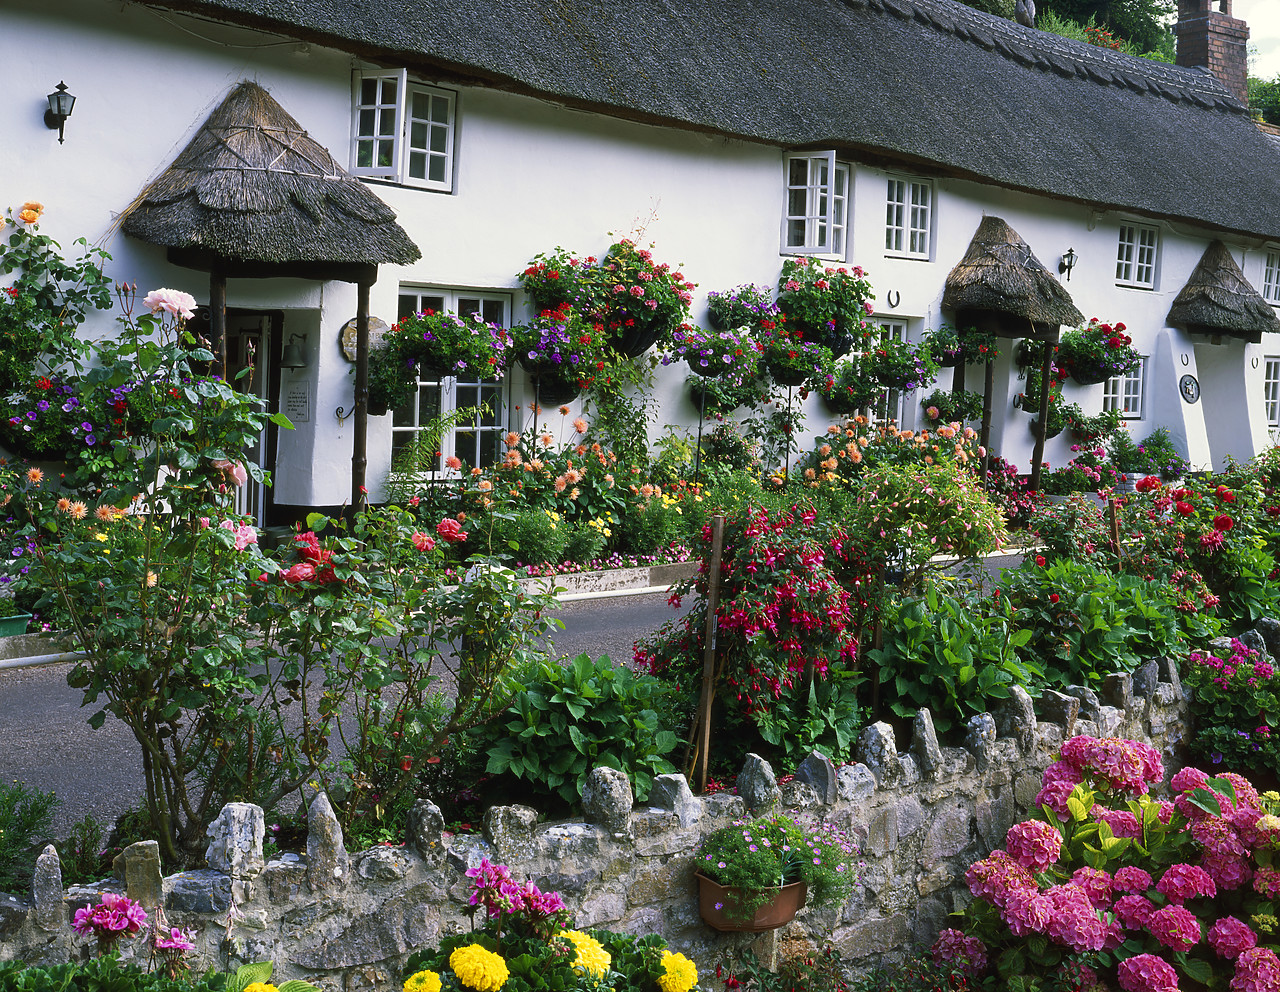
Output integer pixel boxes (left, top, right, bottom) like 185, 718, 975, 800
1265, 357, 1280, 427
1264, 251, 1280, 305
1115, 224, 1158, 288
392, 288, 509, 472
352, 70, 455, 191
782, 152, 848, 256
1103, 357, 1146, 419
872, 319, 909, 425
885, 177, 932, 258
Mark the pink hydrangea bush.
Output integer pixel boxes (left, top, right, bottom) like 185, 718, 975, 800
935, 735, 1280, 992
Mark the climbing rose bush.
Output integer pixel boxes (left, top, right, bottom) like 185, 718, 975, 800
939, 735, 1280, 992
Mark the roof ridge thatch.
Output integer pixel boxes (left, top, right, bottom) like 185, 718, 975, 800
120, 80, 420, 268
941, 215, 1083, 330
1167, 240, 1280, 343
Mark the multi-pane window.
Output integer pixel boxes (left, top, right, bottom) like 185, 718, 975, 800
782, 152, 848, 256
885, 177, 932, 258
352, 70, 455, 191
1263, 251, 1280, 305
872, 319, 909, 425
392, 289, 509, 472
1102, 357, 1146, 419
1265, 357, 1280, 427
1115, 224, 1158, 288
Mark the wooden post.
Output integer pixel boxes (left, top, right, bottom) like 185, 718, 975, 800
1109, 497, 1122, 559
1028, 336, 1053, 492
980, 357, 995, 478
209, 271, 227, 380
952, 359, 966, 395
692, 514, 726, 793
351, 280, 371, 515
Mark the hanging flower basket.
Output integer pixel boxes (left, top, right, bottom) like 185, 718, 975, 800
696, 873, 808, 933
774, 256, 875, 360
1057, 319, 1141, 385
765, 358, 813, 388
512, 305, 604, 389
868, 338, 937, 392
595, 240, 695, 358
529, 371, 581, 407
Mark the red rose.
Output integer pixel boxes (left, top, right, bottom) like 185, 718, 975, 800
1136, 475, 1161, 493
1214, 514, 1234, 532
436, 518, 468, 544
400, 756, 412, 771
1035, 555, 1046, 567
1217, 485, 1236, 504
1268, 506, 1280, 517
1049, 593, 1060, 604
1175, 501, 1195, 516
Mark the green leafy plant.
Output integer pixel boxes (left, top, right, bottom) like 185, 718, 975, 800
705, 283, 773, 331
223, 961, 320, 992
479, 654, 681, 809
369, 308, 509, 413
0, 957, 225, 992
1107, 426, 1189, 479
920, 388, 983, 425
750, 667, 865, 768
774, 256, 875, 356
868, 584, 1037, 734
1183, 638, 1280, 779
0, 779, 58, 895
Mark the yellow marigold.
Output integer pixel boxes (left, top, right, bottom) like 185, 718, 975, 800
657, 951, 697, 992
559, 930, 611, 979
449, 944, 508, 992
242, 984, 278, 992
404, 969, 443, 992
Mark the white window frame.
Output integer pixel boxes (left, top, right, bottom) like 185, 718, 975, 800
392, 288, 510, 474
1102, 357, 1146, 419
782, 151, 849, 257
351, 69, 456, 192
1265, 356, 1280, 427
1263, 251, 1280, 305
1115, 223, 1159, 289
884, 176, 932, 259
872, 319, 910, 426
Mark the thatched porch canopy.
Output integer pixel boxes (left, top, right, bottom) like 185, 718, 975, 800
120, 80, 421, 279
941, 216, 1083, 339
1167, 240, 1280, 345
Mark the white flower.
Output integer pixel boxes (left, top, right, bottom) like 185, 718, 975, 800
143, 288, 198, 320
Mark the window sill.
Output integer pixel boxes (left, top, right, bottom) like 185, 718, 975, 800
883, 251, 931, 262
780, 248, 846, 262
356, 176, 454, 194
1115, 282, 1156, 291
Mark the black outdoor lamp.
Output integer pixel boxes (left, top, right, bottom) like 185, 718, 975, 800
1058, 247, 1078, 282
44, 82, 75, 144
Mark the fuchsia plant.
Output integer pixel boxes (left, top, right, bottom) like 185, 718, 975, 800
937, 735, 1280, 992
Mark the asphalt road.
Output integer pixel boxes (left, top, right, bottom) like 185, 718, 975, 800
0, 591, 691, 840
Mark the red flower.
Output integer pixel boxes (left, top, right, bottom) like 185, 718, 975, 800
399, 756, 412, 772
1268, 506, 1280, 518
1049, 593, 1060, 604
1035, 555, 1046, 567
1175, 501, 1195, 516
436, 518, 468, 544
35, 377, 53, 390
1136, 475, 1161, 493
1217, 485, 1237, 504
1214, 514, 1234, 532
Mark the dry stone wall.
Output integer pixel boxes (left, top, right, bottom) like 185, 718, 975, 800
0, 658, 1189, 990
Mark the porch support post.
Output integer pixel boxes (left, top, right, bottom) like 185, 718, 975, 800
210, 271, 227, 379
1028, 332, 1053, 492
351, 280, 371, 514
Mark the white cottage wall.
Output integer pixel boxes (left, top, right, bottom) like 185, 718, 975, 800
4, 0, 1277, 510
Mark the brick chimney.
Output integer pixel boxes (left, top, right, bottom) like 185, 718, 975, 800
1175, 0, 1250, 106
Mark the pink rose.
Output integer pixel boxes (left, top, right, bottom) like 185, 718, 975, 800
436, 518, 468, 544
142, 287, 198, 320
411, 531, 436, 552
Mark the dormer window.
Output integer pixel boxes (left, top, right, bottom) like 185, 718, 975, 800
351, 69, 455, 192
782, 152, 848, 257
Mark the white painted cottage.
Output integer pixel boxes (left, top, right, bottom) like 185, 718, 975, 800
4, 0, 1280, 522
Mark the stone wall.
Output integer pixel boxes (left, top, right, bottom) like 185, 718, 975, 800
0, 659, 1189, 991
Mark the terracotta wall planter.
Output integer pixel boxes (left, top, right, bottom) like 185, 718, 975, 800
696, 872, 807, 932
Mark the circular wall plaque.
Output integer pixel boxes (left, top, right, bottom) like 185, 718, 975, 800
340, 316, 391, 362
1179, 374, 1200, 404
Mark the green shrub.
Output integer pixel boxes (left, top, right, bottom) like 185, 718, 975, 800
484, 508, 569, 566
999, 559, 1188, 689
478, 654, 681, 809
0, 958, 224, 992
562, 519, 607, 564
619, 492, 684, 555
751, 667, 865, 768
1183, 638, 1280, 779
868, 584, 1038, 736
0, 780, 58, 895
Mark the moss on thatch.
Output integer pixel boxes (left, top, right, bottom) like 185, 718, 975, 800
120, 81, 419, 267
942, 216, 1083, 331
1166, 240, 1280, 343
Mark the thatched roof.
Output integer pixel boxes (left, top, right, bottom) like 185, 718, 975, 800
120, 81, 420, 272
1167, 240, 1280, 344
941, 216, 1084, 333
148, 0, 1280, 241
